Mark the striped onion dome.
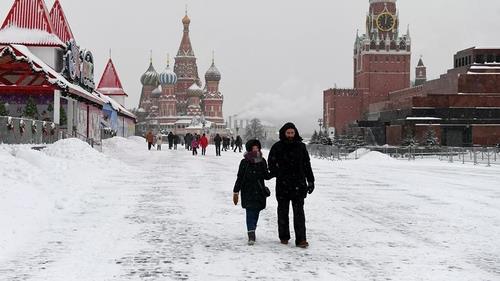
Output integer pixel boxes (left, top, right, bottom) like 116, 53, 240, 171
140, 62, 159, 87
159, 64, 177, 85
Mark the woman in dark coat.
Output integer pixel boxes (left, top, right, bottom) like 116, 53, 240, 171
233, 139, 272, 245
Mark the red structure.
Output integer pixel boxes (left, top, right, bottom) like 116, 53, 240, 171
0, 0, 136, 140
324, 0, 411, 134
1, 0, 54, 33
323, 89, 361, 136
97, 58, 128, 106
377, 47, 500, 146
49, 0, 74, 44
323, 0, 500, 146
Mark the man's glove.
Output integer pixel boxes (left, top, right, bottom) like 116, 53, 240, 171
307, 182, 315, 194
233, 193, 239, 205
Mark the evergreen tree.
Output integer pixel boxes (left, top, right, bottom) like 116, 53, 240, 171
402, 127, 418, 147
24, 97, 39, 119
310, 130, 319, 144
244, 118, 265, 141
354, 135, 367, 147
317, 130, 332, 145
0, 102, 8, 116
60, 106, 67, 126
424, 126, 439, 147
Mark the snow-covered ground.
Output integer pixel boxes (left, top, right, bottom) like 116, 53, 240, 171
1, 137, 499, 280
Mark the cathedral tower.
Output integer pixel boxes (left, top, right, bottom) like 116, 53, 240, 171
174, 10, 200, 115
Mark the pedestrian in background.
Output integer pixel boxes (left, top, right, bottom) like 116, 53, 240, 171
146, 130, 154, 151
191, 136, 199, 156
214, 133, 222, 156
234, 135, 243, 153
174, 134, 179, 150
200, 133, 209, 156
156, 132, 163, 151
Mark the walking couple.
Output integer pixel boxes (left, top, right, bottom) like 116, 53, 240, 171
233, 123, 315, 248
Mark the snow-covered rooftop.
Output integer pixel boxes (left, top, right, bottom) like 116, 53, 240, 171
406, 117, 442, 120
6, 44, 102, 104
0, 26, 64, 47
1, 44, 135, 120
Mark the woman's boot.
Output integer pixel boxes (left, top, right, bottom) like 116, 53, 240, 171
247, 231, 256, 245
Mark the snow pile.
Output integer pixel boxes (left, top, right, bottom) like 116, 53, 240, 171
0, 138, 127, 260
102, 136, 142, 155
356, 151, 395, 162
348, 148, 371, 159
128, 136, 146, 143
43, 138, 104, 161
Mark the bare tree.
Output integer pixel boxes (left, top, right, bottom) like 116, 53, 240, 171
245, 118, 265, 141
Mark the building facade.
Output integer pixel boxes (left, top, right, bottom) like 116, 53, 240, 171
323, 0, 500, 146
375, 47, 500, 146
0, 0, 136, 144
136, 13, 226, 137
324, 0, 411, 135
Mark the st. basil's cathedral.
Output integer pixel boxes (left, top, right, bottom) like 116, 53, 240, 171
136, 12, 226, 136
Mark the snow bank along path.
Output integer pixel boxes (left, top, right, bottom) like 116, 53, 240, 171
1, 137, 500, 280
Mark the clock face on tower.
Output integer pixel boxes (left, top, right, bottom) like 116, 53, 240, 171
376, 12, 395, 32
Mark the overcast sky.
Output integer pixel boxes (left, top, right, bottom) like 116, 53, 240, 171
1, 0, 500, 133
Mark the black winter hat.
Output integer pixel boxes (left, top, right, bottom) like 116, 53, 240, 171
245, 139, 262, 152
279, 122, 303, 141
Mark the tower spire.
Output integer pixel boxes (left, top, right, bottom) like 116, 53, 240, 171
178, 11, 195, 57
167, 53, 171, 67
150, 50, 153, 64
212, 50, 215, 64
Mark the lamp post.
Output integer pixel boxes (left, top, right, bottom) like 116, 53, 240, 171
318, 118, 323, 133
201, 115, 206, 135
3, 102, 9, 116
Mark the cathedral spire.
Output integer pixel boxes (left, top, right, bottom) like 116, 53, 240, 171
178, 10, 195, 57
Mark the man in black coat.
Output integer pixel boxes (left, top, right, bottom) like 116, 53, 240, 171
167, 132, 174, 149
173, 134, 179, 150
214, 133, 222, 156
185, 133, 192, 150
234, 135, 243, 153
268, 122, 315, 248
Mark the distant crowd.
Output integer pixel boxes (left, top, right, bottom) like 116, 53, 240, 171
144, 130, 244, 156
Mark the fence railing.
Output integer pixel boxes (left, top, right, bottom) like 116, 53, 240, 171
1, 116, 102, 152
60, 129, 103, 152
0, 116, 59, 145
307, 144, 500, 166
